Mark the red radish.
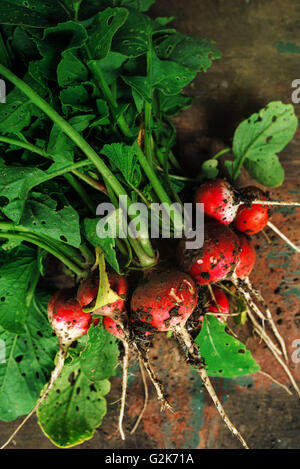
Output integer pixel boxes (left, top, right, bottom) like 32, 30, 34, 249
235, 234, 256, 279
48, 289, 92, 349
77, 272, 128, 320
207, 286, 229, 322
77, 274, 98, 307
104, 316, 125, 339
195, 179, 239, 225
95, 273, 128, 319
131, 271, 198, 332
1, 290, 94, 449
234, 187, 270, 235
178, 222, 240, 285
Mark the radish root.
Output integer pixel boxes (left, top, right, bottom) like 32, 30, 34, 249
1, 349, 66, 450
174, 325, 249, 450
130, 357, 149, 434
118, 340, 129, 440
243, 277, 288, 363
267, 221, 300, 253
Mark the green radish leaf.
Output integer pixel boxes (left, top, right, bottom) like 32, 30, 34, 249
232, 101, 298, 186
31, 21, 88, 82
0, 161, 47, 223
60, 84, 93, 115
0, 246, 38, 333
156, 33, 221, 72
83, 218, 120, 274
0, 31, 12, 67
57, 50, 89, 88
101, 142, 142, 187
158, 92, 192, 116
0, 290, 58, 420
11, 27, 38, 60
152, 52, 196, 95
79, 325, 119, 382
201, 159, 219, 179
95, 52, 127, 85
0, 83, 41, 133
88, 7, 129, 60
122, 75, 152, 103
19, 192, 81, 248
0, 0, 68, 27
78, 0, 155, 19
112, 10, 153, 57
37, 359, 110, 448
195, 316, 260, 378
244, 153, 285, 187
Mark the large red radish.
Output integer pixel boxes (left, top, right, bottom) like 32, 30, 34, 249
195, 179, 239, 225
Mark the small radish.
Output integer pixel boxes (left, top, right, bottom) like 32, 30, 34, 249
104, 316, 125, 339
178, 222, 240, 285
234, 187, 270, 235
1, 290, 93, 449
95, 272, 128, 319
235, 234, 256, 279
131, 271, 198, 332
49, 290, 92, 349
195, 179, 239, 225
206, 286, 229, 322
77, 274, 98, 307
78, 271, 128, 322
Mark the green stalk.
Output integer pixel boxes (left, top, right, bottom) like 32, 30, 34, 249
86, 59, 133, 138
212, 148, 231, 159
25, 261, 41, 308
0, 136, 48, 156
64, 173, 95, 214
0, 232, 85, 276
134, 142, 184, 232
144, 48, 154, 163
0, 222, 87, 268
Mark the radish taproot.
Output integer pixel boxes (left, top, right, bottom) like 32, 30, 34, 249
178, 222, 240, 285
195, 179, 239, 224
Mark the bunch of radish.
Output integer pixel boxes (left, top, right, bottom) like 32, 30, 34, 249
4, 178, 299, 451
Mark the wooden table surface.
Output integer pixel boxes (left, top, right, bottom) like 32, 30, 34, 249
0, 0, 299, 449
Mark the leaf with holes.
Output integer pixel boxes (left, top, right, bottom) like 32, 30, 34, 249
37, 359, 110, 448
112, 10, 153, 57
18, 192, 81, 248
79, 324, 119, 382
87, 7, 128, 60
156, 33, 221, 73
0, 291, 58, 420
195, 316, 260, 378
0, 0, 68, 27
230, 101, 298, 185
0, 245, 40, 332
